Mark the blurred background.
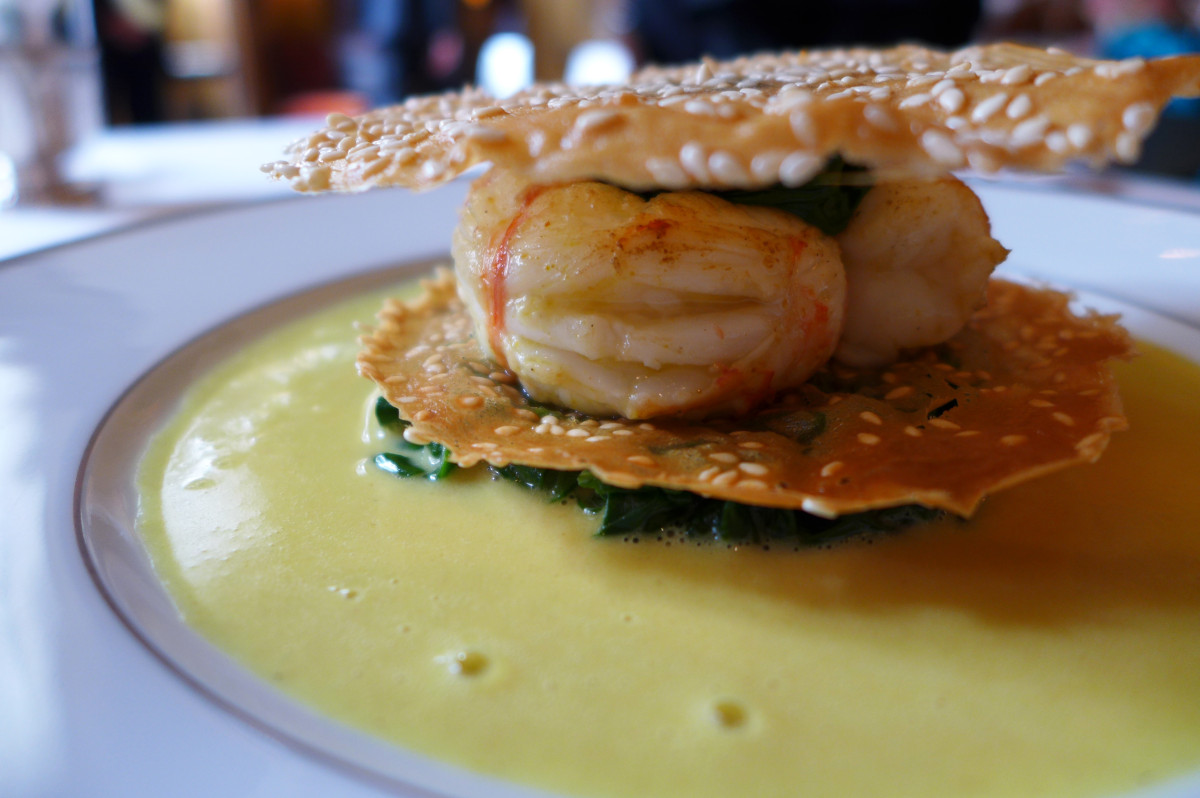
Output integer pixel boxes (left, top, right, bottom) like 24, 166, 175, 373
1, 0, 1198, 226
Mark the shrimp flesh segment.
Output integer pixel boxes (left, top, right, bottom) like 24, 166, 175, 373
834, 176, 1009, 367
452, 171, 846, 419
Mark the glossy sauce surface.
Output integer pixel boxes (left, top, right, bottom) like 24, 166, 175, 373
137, 284, 1200, 798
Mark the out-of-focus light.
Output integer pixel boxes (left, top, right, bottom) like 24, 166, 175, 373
1160, 248, 1200, 260
565, 39, 635, 86
477, 32, 533, 98
0, 153, 16, 208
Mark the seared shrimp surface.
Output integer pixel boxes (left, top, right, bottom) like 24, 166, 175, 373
834, 176, 1008, 367
452, 171, 846, 420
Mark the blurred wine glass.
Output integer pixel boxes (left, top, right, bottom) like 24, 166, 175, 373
0, 0, 103, 207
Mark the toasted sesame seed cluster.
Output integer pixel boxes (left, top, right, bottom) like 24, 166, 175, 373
358, 269, 1133, 518
264, 43, 1200, 192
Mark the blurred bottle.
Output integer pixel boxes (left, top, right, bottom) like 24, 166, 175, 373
0, 0, 103, 206
93, 0, 167, 123
341, 0, 478, 106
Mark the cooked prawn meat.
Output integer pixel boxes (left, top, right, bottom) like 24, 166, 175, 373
833, 176, 1009, 367
452, 169, 1007, 419
452, 171, 846, 419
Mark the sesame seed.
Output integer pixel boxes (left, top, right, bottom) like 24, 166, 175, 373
801, 498, 837, 519
862, 104, 897, 130
644, 156, 689, 188
1046, 132, 1069, 153
1052, 412, 1075, 426
789, 109, 817, 145
709, 452, 739, 464
898, 92, 932, 109
300, 164, 331, 190
419, 159, 447, 180
1010, 115, 1051, 148
928, 418, 960, 430
1029, 399, 1055, 408
938, 87, 965, 113
969, 92, 1008, 123
711, 470, 739, 487
1115, 131, 1142, 161
1000, 434, 1027, 446
679, 141, 710, 179
565, 428, 590, 438
779, 151, 823, 186
1000, 64, 1033, 85
737, 479, 769, 490
738, 441, 765, 450
612, 429, 634, 437
919, 129, 964, 166
857, 432, 881, 445
708, 150, 749, 183
820, 461, 844, 478
573, 109, 623, 135
738, 462, 769, 476
698, 466, 722, 481
955, 430, 980, 437
402, 428, 430, 445
1122, 102, 1156, 135
326, 112, 357, 131
463, 124, 508, 144
930, 78, 958, 96
361, 158, 389, 179
1005, 94, 1032, 120
884, 386, 914, 400
749, 150, 787, 183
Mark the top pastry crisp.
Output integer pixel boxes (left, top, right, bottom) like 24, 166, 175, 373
266, 44, 1199, 519
263, 43, 1200, 192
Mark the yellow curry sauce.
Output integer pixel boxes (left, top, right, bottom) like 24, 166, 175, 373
137, 283, 1200, 798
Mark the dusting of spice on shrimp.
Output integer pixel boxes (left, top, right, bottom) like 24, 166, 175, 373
453, 169, 847, 419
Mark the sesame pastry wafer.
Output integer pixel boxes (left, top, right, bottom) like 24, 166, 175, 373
358, 270, 1133, 518
264, 43, 1200, 192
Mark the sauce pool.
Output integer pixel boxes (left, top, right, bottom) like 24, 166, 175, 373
136, 281, 1200, 798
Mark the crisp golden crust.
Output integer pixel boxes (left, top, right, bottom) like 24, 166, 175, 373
265, 43, 1200, 193
358, 270, 1133, 518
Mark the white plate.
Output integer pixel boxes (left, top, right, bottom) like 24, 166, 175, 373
2, 179, 1199, 798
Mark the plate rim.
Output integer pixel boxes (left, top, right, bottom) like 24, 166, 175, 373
73, 252, 1200, 798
